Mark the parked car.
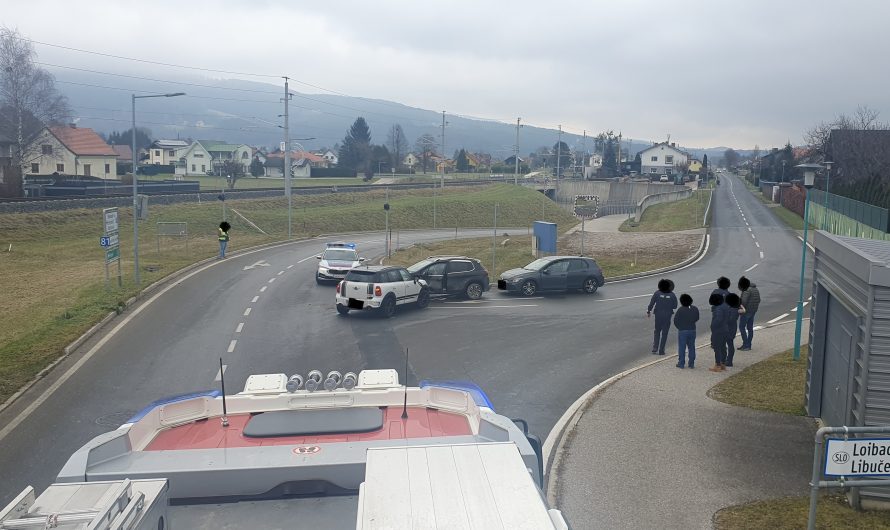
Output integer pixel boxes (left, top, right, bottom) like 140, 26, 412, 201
315, 242, 364, 284
497, 256, 605, 296
335, 265, 429, 317
659, 175, 670, 182
407, 256, 490, 300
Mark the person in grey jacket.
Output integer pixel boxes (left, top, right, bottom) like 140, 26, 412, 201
647, 279, 678, 355
738, 276, 761, 350
709, 292, 729, 372
724, 293, 741, 367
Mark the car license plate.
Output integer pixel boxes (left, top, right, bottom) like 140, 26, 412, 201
497, 280, 507, 290
348, 298, 364, 309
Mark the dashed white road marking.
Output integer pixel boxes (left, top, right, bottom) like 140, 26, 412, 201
753, 326, 764, 331
268, 278, 276, 284
260, 286, 267, 292
744, 263, 759, 272
236, 322, 244, 333
251, 296, 259, 303
287, 265, 294, 269
277, 270, 285, 276
751, 233, 756, 239
297, 255, 318, 264
747, 227, 753, 232
755, 242, 761, 248
431, 304, 538, 309
598, 293, 653, 302
689, 281, 713, 288
215, 364, 228, 382
227, 340, 237, 353
767, 313, 789, 324
243, 307, 252, 316
791, 302, 810, 312
760, 251, 764, 259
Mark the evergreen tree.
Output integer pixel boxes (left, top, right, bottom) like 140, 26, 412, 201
455, 149, 469, 172
337, 117, 372, 171
249, 157, 264, 177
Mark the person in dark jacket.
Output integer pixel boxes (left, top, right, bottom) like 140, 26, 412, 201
738, 276, 761, 350
724, 293, 741, 367
647, 279, 678, 355
709, 293, 729, 372
673, 293, 699, 369
711, 276, 731, 300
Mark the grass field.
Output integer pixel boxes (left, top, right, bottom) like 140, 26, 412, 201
619, 190, 711, 232
0, 184, 574, 404
139, 174, 376, 189
708, 346, 809, 415
715, 494, 890, 529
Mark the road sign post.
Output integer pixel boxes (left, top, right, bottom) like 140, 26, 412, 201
102, 208, 121, 289
573, 195, 599, 257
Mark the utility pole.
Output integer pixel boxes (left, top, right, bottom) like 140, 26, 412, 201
617, 132, 622, 175
556, 125, 562, 198
440, 111, 446, 189
283, 77, 292, 239
514, 117, 521, 185
582, 130, 587, 179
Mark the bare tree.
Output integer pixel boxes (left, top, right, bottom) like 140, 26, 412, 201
414, 133, 437, 174
386, 124, 408, 171
805, 105, 887, 160
0, 27, 70, 174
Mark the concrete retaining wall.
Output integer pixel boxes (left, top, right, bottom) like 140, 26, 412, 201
555, 181, 680, 206
634, 188, 693, 222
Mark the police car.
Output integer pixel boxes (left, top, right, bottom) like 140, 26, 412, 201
315, 242, 365, 284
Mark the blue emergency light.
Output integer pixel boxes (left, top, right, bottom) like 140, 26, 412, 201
326, 242, 356, 249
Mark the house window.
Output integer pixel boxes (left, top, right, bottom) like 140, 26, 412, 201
56, 163, 64, 172
83, 164, 91, 176
154, 150, 160, 157
665, 168, 673, 175
194, 153, 203, 158
105, 164, 110, 174
192, 164, 196, 172
665, 155, 674, 164
41, 144, 53, 155
650, 168, 658, 174
168, 150, 175, 156
31, 163, 39, 173
242, 151, 248, 159
201, 164, 206, 172
650, 156, 657, 162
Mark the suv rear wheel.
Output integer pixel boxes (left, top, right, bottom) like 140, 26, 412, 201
380, 295, 397, 318
465, 281, 484, 300
336, 304, 349, 315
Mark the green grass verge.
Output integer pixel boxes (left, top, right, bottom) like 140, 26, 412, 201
715, 494, 890, 529
709, 346, 809, 415
0, 184, 574, 403
741, 177, 815, 231
139, 174, 376, 189
384, 233, 698, 279
619, 190, 711, 232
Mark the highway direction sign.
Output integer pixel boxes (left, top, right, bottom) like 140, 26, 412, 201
100, 234, 120, 248
103, 208, 119, 233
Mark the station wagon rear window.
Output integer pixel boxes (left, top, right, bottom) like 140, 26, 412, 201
345, 270, 378, 281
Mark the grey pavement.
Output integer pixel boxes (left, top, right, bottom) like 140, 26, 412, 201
567, 214, 629, 233
552, 322, 816, 529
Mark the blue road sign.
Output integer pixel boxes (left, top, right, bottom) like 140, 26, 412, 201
100, 237, 110, 247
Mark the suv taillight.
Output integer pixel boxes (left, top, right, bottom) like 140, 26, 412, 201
374, 285, 382, 297
336, 281, 342, 294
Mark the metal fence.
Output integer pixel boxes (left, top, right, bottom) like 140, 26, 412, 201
808, 189, 890, 233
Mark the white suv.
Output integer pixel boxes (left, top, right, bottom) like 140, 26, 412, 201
316, 242, 364, 284
335, 266, 429, 317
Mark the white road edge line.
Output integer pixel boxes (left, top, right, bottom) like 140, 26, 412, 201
431, 304, 538, 309
236, 323, 244, 333
0, 237, 314, 443
610, 234, 710, 284
227, 340, 237, 353
251, 296, 259, 303
297, 255, 317, 264
797, 236, 816, 253
688, 281, 713, 288
767, 313, 789, 324
744, 263, 759, 272
243, 308, 252, 316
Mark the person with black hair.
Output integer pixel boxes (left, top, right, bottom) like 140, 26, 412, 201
712, 276, 731, 300
218, 221, 231, 259
738, 276, 761, 350
709, 293, 729, 372
673, 293, 699, 368
724, 293, 742, 367
647, 279, 678, 355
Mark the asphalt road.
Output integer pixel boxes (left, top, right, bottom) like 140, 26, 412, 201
0, 173, 812, 505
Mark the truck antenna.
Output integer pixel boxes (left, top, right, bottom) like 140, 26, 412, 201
219, 357, 229, 427
401, 348, 409, 419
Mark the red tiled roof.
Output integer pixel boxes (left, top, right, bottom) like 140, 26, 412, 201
111, 144, 133, 160
49, 126, 117, 156
266, 150, 325, 163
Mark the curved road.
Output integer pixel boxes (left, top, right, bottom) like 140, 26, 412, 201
0, 174, 812, 504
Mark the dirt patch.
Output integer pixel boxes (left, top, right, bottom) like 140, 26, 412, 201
562, 232, 700, 264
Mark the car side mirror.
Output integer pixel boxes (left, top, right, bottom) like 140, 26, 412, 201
359, 257, 366, 262
315, 255, 322, 260
542, 269, 550, 275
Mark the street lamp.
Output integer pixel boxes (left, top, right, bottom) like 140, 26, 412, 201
132, 91, 185, 286
821, 161, 833, 230
781, 160, 786, 182
793, 163, 820, 361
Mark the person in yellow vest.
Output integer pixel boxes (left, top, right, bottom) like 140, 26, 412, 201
218, 221, 231, 259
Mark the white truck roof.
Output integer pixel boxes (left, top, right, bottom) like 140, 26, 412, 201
356, 442, 567, 530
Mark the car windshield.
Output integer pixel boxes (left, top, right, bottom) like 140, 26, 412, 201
523, 259, 553, 271
324, 249, 357, 261
407, 259, 435, 273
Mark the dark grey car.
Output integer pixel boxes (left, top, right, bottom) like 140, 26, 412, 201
497, 256, 605, 296
407, 256, 490, 300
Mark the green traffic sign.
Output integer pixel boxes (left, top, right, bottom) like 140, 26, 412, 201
105, 246, 120, 263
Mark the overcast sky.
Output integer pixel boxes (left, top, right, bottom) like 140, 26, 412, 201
4, 0, 889, 149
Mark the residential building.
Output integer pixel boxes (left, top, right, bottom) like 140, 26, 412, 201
263, 150, 327, 178
639, 142, 689, 177
23, 125, 118, 178
316, 149, 338, 166
149, 139, 190, 165
174, 142, 213, 176
198, 140, 252, 175
111, 145, 133, 163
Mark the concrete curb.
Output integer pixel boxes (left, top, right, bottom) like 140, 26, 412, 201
0, 237, 315, 415
543, 318, 808, 505
606, 231, 709, 283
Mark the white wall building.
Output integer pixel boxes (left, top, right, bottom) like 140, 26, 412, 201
174, 142, 213, 176
639, 142, 689, 177
149, 140, 190, 165
23, 125, 118, 178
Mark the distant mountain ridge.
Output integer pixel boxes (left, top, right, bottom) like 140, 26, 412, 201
53, 70, 747, 161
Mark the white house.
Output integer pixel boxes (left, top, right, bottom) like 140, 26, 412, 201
197, 140, 252, 175
639, 142, 689, 177
149, 139, 190, 165
316, 149, 338, 166
23, 125, 118, 178
174, 142, 213, 176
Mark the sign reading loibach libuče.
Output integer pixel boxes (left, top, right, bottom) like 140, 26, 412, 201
825, 438, 890, 476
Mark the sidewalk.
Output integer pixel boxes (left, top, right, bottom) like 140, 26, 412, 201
550, 323, 816, 529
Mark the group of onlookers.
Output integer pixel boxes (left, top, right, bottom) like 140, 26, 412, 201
646, 276, 761, 371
